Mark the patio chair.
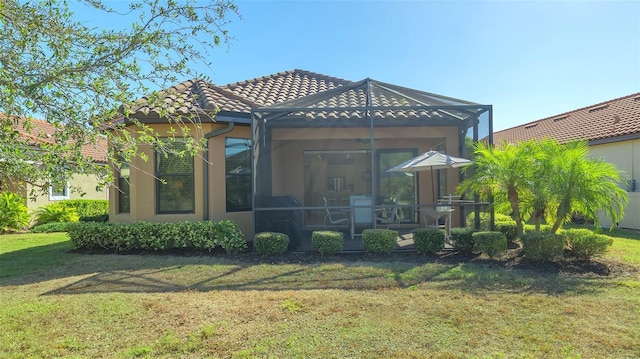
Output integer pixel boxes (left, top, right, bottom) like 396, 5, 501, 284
376, 199, 399, 225
323, 196, 350, 228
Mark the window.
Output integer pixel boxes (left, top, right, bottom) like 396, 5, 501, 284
117, 161, 130, 213
155, 140, 195, 214
225, 138, 252, 212
49, 177, 70, 200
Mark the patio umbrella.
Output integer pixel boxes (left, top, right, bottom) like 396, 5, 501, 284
387, 150, 472, 201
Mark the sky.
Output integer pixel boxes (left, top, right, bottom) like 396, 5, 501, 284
78, 0, 640, 132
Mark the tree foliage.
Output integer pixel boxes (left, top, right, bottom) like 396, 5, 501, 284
457, 139, 628, 234
0, 0, 239, 195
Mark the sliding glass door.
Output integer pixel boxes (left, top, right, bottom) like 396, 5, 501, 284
302, 149, 417, 227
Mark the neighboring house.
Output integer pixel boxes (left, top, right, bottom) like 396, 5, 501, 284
494, 93, 640, 230
0, 115, 108, 212
108, 69, 492, 250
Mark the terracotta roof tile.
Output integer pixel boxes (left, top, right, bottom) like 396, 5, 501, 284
494, 93, 640, 144
5, 114, 108, 163
119, 69, 484, 124
125, 78, 255, 117
220, 69, 353, 106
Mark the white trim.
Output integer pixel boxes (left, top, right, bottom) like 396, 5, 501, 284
49, 181, 70, 200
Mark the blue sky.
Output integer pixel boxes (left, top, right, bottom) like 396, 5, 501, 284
81, 1, 640, 131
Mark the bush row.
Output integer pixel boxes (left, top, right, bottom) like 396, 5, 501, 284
0, 192, 109, 234
68, 220, 246, 254
450, 226, 612, 261
35, 200, 109, 226
254, 226, 613, 261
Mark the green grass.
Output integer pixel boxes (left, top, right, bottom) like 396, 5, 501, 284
1, 230, 639, 358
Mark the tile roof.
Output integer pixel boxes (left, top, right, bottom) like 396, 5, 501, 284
260, 78, 480, 122
6, 114, 108, 163
119, 69, 485, 124
124, 78, 255, 117
494, 93, 640, 144
220, 69, 353, 107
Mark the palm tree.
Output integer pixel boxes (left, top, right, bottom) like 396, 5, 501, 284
547, 141, 627, 233
457, 141, 533, 237
519, 139, 557, 231
458, 139, 628, 236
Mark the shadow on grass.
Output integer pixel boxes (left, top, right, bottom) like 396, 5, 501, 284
0, 241, 633, 297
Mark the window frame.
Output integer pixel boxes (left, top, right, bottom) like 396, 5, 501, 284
155, 140, 195, 214
117, 161, 131, 214
225, 137, 252, 213
49, 179, 70, 200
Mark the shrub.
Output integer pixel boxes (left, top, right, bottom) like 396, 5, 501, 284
495, 221, 518, 243
213, 220, 247, 254
562, 228, 613, 260
472, 231, 507, 258
412, 228, 445, 254
0, 192, 30, 233
524, 224, 552, 233
521, 231, 565, 261
67, 220, 246, 254
362, 229, 398, 254
35, 203, 80, 225
254, 232, 289, 256
59, 199, 109, 219
79, 214, 109, 223
31, 222, 71, 233
466, 211, 514, 230
450, 227, 476, 252
311, 231, 343, 255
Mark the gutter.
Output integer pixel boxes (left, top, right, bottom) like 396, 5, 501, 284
202, 122, 235, 220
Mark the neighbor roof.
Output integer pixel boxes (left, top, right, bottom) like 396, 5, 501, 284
6, 114, 108, 163
494, 93, 640, 145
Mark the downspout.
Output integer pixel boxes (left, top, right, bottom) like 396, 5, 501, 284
203, 122, 235, 220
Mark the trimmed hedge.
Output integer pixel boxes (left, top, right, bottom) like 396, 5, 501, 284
31, 222, 71, 233
524, 224, 552, 233
412, 228, 445, 254
562, 228, 613, 260
79, 214, 109, 223
362, 229, 398, 254
68, 220, 246, 254
450, 227, 476, 252
59, 199, 109, 220
466, 212, 514, 230
495, 221, 518, 243
472, 231, 507, 258
311, 231, 343, 255
254, 232, 289, 256
521, 231, 564, 262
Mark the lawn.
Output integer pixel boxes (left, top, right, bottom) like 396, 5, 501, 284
1, 230, 639, 358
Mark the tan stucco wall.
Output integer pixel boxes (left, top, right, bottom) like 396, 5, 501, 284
589, 139, 640, 229
110, 122, 465, 237
109, 123, 254, 239
2, 172, 107, 213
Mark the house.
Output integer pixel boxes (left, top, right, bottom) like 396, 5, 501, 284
0, 115, 108, 211
494, 93, 640, 230
108, 69, 492, 250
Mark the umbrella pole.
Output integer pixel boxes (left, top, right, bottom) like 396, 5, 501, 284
431, 166, 435, 204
